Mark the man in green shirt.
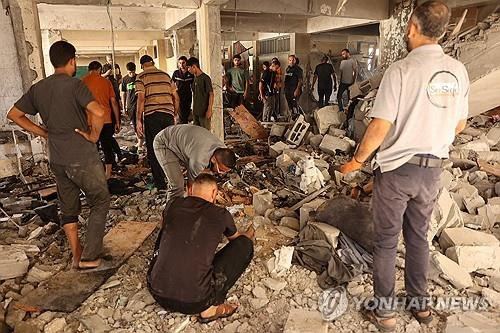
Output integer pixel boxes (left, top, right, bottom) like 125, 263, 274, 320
225, 54, 250, 108
187, 57, 214, 130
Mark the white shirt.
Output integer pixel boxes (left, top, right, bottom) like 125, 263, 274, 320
370, 44, 469, 173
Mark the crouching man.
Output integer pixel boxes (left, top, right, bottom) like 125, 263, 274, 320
147, 173, 254, 322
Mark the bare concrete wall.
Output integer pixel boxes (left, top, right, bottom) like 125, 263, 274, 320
0, 7, 24, 130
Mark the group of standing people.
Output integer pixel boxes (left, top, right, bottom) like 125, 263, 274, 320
257, 49, 358, 122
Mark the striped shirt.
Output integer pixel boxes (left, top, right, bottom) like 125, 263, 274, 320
135, 66, 176, 117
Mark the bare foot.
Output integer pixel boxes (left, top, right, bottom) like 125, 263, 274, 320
72, 247, 83, 269
78, 258, 102, 269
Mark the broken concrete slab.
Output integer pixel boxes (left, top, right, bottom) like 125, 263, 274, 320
445, 312, 499, 333
270, 124, 287, 137
445, 245, 500, 272
262, 277, 287, 292
276, 153, 295, 172
430, 252, 473, 289
80, 314, 111, 333
328, 127, 346, 137
0, 247, 29, 280
229, 105, 268, 139
15, 221, 156, 312
26, 266, 56, 283
319, 135, 352, 155
428, 188, 464, 242
455, 139, 490, 152
308, 134, 323, 149
44, 317, 66, 333
439, 227, 499, 251
269, 141, 289, 158
313, 105, 345, 135
482, 287, 500, 308
461, 211, 490, 230
299, 198, 326, 230
276, 226, 299, 238
283, 309, 328, 333
307, 222, 340, 248
253, 190, 274, 216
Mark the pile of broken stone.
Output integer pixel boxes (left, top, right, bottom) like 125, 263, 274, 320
256, 105, 500, 319
444, 12, 500, 58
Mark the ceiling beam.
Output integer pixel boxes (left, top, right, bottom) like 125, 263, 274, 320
165, 8, 196, 31
37, 4, 166, 31
221, 13, 307, 33
220, 0, 389, 20
36, 0, 199, 9
307, 16, 375, 33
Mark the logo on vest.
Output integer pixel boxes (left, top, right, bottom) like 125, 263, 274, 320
426, 71, 460, 108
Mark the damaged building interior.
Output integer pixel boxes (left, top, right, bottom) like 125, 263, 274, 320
1, 0, 500, 332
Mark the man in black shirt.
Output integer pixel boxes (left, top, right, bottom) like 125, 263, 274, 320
7, 41, 110, 270
147, 173, 254, 322
172, 56, 194, 124
121, 62, 142, 148
312, 55, 337, 108
259, 61, 276, 122
284, 55, 303, 119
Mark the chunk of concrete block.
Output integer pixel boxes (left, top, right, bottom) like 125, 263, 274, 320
308, 222, 340, 248
280, 216, 300, 231
283, 309, 328, 333
0, 158, 18, 179
461, 211, 489, 230
440, 169, 455, 191
276, 153, 295, 172
428, 188, 464, 242
482, 288, 500, 308
270, 124, 287, 137
313, 105, 345, 135
319, 135, 352, 155
486, 126, 500, 146
299, 198, 326, 230
439, 227, 499, 250
445, 245, 500, 272
430, 252, 473, 289
455, 139, 490, 152
445, 312, 499, 333
283, 149, 310, 163
270, 142, 289, 158
253, 189, 274, 216
27, 265, 55, 283
309, 134, 323, 149
286, 115, 310, 145
328, 127, 347, 137
0, 247, 29, 280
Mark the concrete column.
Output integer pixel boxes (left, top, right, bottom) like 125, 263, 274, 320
146, 45, 155, 57
155, 39, 168, 72
8, 0, 45, 90
196, 3, 223, 140
379, 0, 416, 68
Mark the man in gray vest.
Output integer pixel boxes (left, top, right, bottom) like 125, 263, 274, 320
341, 1, 469, 331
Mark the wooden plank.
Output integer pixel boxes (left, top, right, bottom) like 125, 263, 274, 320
15, 221, 156, 313
229, 105, 269, 140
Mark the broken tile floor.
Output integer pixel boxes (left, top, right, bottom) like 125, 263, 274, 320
1, 109, 500, 333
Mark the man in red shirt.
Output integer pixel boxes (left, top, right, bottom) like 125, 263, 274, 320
83, 61, 121, 178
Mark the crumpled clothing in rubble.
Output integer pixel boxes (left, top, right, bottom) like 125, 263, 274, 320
293, 223, 371, 289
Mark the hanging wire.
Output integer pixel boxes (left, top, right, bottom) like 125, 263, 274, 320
106, 0, 117, 79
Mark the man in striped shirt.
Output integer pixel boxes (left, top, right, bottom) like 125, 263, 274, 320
136, 55, 180, 190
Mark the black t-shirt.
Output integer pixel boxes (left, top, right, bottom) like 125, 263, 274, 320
260, 69, 276, 96
284, 65, 303, 92
314, 63, 335, 88
172, 69, 194, 97
121, 74, 137, 113
149, 196, 237, 302
14, 73, 99, 166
